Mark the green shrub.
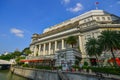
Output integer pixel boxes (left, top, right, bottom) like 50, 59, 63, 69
22, 64, 29, 67
35, 66, 52, 70
57, 66, 62, 69
72, 65, 80, 69
83, 61, 88, 67
90, 67, 120, 75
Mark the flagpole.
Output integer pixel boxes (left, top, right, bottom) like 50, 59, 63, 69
95, 2, 99, 10
95, 4, 98, 10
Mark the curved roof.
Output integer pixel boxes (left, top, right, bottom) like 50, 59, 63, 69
0, 59, 11, 64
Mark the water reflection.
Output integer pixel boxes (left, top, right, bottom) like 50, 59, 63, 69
0, 70, 29, 80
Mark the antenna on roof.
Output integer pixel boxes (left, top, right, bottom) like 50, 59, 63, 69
95, 2, 99, 10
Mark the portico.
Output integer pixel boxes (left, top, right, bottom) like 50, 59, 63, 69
32, 35, 80, 57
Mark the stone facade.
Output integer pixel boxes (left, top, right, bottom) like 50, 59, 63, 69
54, 48, 81, 68
29, 10, 120, 62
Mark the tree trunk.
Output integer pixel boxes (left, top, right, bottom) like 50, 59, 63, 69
95, 55, 100, 67
110, 48, 118, 67
71, 44, 74, 48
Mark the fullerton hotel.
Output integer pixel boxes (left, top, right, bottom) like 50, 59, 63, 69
28, 10, 120, 66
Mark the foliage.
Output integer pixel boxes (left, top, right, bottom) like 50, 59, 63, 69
0, 53, 13, 60
35, 66, 52, 70
98, 30, 120, 66
0, 47, 30, 61
75, 59, 79, 65
85, 37, 102, 67
66, 36, 77, 48
85, 37, 102, 58
12, 51, 22, 57
22, 47, 31, 56
91, 67, 120, 75
58, 66, 62, 69
83, 61, 88, 67
72, 65, 80, 69
98, 30, 120, 51
15, 56, 25, 64
22, 64, 29, 67
0, 51, 22, 61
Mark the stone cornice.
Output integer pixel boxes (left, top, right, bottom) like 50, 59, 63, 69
37, 21, 79, 39
30, 22, 120, 46
30, 28, 79, 45
79, 23, 120, 33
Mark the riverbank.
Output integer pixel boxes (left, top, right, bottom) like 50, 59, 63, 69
11, 67, 59, 80
0, 70, 28, 80
11, 66, 120, 80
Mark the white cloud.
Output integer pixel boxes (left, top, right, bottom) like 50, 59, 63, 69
117, 1, 120, 4
67, 3, 83, 13
63, 0, 70, 4
10, 28, 24, 38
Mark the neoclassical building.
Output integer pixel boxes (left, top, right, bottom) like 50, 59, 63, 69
28, 10, 120, 66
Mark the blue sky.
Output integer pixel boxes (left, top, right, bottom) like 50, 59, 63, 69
0, 0, 120, 54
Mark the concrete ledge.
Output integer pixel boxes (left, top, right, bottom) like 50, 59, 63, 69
11, 67, 120, 80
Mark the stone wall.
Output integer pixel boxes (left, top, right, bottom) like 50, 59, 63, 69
11, 67, 59, 80
11, 67, 120, 80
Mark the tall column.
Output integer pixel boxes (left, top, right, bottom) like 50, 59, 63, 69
43, 43, 46, 56
49, 42, 51, 55
41, 45, 43, 56
79, 35, 88, 63
33, 46, 37, 56
55, 41, 57, 51
38, 44, 41, 56
62, 39, 64, 49
79, 35, 83, 53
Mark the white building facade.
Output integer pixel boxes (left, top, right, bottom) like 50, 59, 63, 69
29, 10, 120, 64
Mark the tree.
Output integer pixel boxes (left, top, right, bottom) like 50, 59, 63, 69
15, 56, 25, 64
98, 30, 120, 67
22, 47, 31, 56
13, 51, 21, 58
85, 37, 102, 66
66, 36, 77, 48
0, 51, 22, 60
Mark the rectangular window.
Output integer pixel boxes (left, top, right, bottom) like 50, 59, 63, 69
102, 17, 105, 20
107, 17, 111, 20
96, 17, 100, 20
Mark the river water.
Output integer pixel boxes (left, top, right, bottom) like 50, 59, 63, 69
0, 70, 114, 80
0, 70, 29, 80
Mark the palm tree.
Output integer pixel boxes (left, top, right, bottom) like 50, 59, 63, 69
66, 36, 77, 48
85, 37, 102, 63
98, 30, 120, 67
